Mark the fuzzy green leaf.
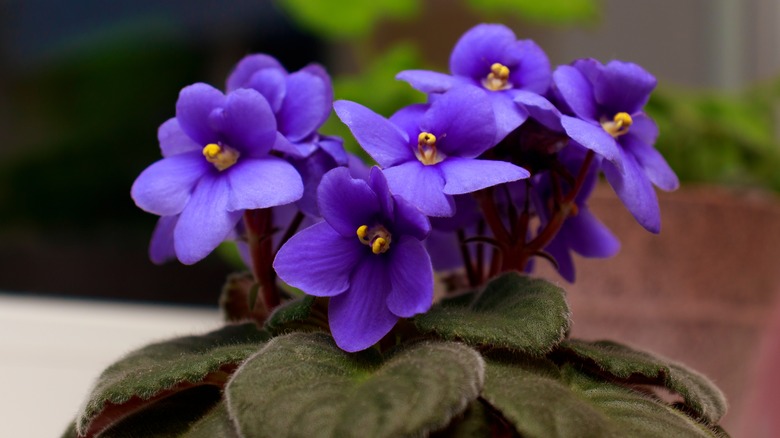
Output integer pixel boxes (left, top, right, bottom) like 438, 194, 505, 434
76, 323, 268, 437
414, 272, 570, 354
226, 332, 485, 438
264, 295, 325, 335
557, 339, 728, 424
481, 355, 725, 438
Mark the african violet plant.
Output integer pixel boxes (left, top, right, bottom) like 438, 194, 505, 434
66, 24, 728, 437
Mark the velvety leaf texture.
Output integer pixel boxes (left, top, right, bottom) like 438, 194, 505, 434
414, 271, 570, 354
481, 355, 725, 438
557, 339, 728, 424
76, 323, 268, 437
225, 332, 485, 438
263, 294, 321, 335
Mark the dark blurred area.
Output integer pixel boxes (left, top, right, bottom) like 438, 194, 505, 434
0, 0, 324, 304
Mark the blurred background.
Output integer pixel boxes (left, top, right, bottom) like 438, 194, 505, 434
1, 0, 779, 436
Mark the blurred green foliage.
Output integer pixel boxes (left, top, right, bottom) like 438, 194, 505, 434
274, 0, 420, 39
465, 0, 600, 25
649, 80, 780, 192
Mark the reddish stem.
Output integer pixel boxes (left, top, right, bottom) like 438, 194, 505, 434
244, 209, 280, 311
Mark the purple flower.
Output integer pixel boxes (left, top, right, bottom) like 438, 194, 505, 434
334, 86, 530, 217
397, 23, 551, 141
552, 59, 678, 232
226, 54, 343, 162
532, 148, 620, 282
131, 83, 303, 264
273, 167, 433, 352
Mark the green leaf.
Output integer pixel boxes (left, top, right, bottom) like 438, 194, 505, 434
226, 332, 485, 438
274, 0, 419, 39
414, 271, 570, 354
481, 355, 724, 438
183, 400, 240, 438
466, 0, 600, 25
76, 323, 268, 437
264, 295, 326, 335
557, 339, 728, 424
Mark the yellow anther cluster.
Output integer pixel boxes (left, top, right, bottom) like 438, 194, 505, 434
482, 62, 512, 91
416, 131, 443, 166
356, 224, 392, 255
202, 143, 240, 171
601, 112, 633, 138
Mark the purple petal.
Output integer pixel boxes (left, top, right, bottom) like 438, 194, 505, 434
594, 60, 656, 115
603, 151, 661, 233
329, 256, 398, 352
545, 237, 576, 282
628, 113, 659, 145
386, 237, 433, 317
368, 166, 394, 220
226, 156, 303, 211
175, 83, 225, 146
301, 63, 333, 109
272, 132, 317, 158
389, 103, 428, 139
440, 157, 529, 195
217, 88, 277, 156
488, 91, 528, 143
565, 207, 620, 257
507, 39, 551, 94
396, 70, 459, 93
450, 24, 516, 80
423, 86, 497, 157
291, 149, 339, 217
158, 118, 201, 157
317, 167, 380, 237
149, 215, 178, 265
226, 54, 285, 92
553, 65, 597, 121
131, 151, 207, 216
514, 91, 563, 131
560, 115, 623, 170
392, 195, 430, 241
622, 134, 679, 191
318, 135, 348, 166
244, 68, 287, 113
273, 221, 363, 297
383, 161, 454, 217
174, 174, 243, 264
334, 100, 413, 167
425, 230, 463, 271
278, 70, 329, 142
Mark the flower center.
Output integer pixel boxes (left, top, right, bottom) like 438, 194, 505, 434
416, 132, 445, 165
600, 112, 633, 138
356, 224, 392, 254
202, 143, 240, 171
482, 63, 512, 91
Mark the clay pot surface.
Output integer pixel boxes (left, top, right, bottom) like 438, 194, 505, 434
536, 183, 780, 434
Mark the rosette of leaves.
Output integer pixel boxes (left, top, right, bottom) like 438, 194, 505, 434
65, 272, 728, 437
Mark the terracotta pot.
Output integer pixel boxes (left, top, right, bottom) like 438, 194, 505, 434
535, 184, 780, 434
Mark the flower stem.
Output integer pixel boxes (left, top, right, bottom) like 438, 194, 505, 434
244, 208, 280, 312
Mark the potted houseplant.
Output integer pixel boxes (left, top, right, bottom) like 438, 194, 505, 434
65, 23, 728, 437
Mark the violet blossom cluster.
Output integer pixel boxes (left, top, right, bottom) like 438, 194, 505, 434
131, 23, 677, 352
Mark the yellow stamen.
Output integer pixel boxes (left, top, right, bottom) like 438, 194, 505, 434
356, 224, 392, 255
601, 112, 633, 138
482, 62, 512, 91
372, 237, 388, 255
356, 225, 369, 242
202, 143, 240, 171
416, 131, 444, 166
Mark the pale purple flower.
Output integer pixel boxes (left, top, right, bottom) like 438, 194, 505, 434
131, 83, 303, 264
397, 23, 551, 141
334, 86, 530, 217
552, 59, 678, 232
274, 167, 433, 352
